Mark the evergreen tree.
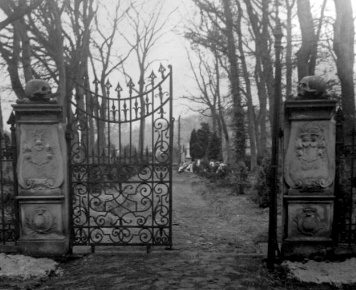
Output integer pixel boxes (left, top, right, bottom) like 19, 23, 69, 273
207, 132, 222, 161
196, 122, 211, 158
189, 129, 201, 160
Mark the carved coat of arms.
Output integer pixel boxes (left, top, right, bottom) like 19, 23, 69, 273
18, 126, 64, 191
284, 122, 335, 192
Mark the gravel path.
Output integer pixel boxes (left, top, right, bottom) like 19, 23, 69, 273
0, 172, 337, 290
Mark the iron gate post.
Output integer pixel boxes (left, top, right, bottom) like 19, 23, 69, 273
12, 101, 70, 256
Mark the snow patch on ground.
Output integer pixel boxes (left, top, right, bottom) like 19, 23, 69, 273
282, 258, 356, 286
0, 253, 59, 280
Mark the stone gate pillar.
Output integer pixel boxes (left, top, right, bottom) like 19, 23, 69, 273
13, 82, 69, 256
282, 98, 337, 259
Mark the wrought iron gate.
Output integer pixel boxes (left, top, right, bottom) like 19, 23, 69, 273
0, 114, 18, 246
67, 65, 173, 251
335, 108, 356, 245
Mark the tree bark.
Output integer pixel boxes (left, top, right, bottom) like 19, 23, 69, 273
244, 0, 274, 131
333, 0, 355, 126
236, 1, 257, 169
222, 0, 245, 162
254, 58, 268, 158
296, 0, 317, 80
285, 0, 295, 97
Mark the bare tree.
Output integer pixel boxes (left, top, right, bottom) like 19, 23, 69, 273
184, 4, 232, 162
120, 0, 176, 155
296, 0, 327, 80
183, 46, 231, 160
88, 1, 134, 154
222, 0, 246, 163
285, 0, 296, 97
235, 1, 257, 169
243, 0, 273, 158
0, 0, 43, 31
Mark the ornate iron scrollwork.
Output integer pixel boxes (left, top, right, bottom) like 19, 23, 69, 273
68, 65, 173, 249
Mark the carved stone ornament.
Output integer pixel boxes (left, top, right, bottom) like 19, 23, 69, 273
18, 126, 64, 191
295, 75, 327, 100
16, 79, 58, 104
25, 207, 56, 234
284, 122, 335, 192
294, 207, 325, 236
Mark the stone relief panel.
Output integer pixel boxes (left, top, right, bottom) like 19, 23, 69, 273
19, 203, 64, 239
18, 125, 64, 194
284, 121, 335, 193
286, 202, 333, 241
26, 206, 56, 234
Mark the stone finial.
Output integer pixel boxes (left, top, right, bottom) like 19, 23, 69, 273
17, 79, 58, 104
295, 75, 328, 100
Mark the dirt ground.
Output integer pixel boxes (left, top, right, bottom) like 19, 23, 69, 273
0, 172, 355, 289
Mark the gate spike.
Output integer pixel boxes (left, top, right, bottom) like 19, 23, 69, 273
134, 101, 139, 118
115, 82, 122, 99
105, 79, 112, 89
122, 101, 128, 121
92, 77, 100, 85
149, 70, 156, 81
111, 102, 117, 121
127, 79, 135, 88
158, 63, 166, 79
127, 78, 135, 96
115, 82, 122, 92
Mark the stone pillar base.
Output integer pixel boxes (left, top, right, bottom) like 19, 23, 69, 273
282, 99, 337, 259
13, 103, 70, 257
282, 241, 334, 260
17, 239, 69, 256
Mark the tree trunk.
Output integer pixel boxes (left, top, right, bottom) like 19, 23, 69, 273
244, 0, 274, 128
333, 0, 355, 130
222, 0, 245, 163
285, 0, 295, 97
254, 57, 268, 158
296, 0, 317, 80
236, 1, 257, 169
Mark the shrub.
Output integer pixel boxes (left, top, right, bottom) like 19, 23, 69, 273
206, 132, 222, 161
221, 161, 250, 195
194, 158, 251, 195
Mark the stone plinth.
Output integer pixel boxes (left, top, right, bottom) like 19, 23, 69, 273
282, 99, 337, 259
12, 104, 69, 256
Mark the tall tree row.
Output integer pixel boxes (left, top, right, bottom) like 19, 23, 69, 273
0, 0, 354, 165
185, 0, 355, 168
